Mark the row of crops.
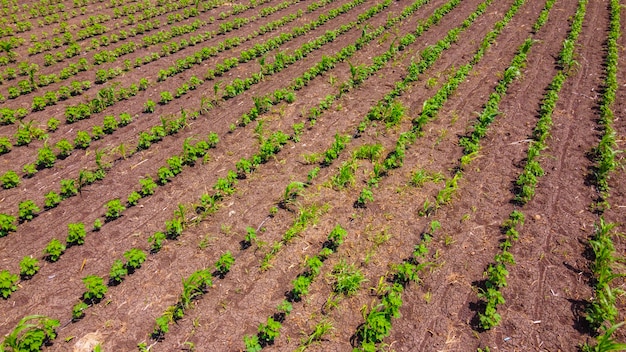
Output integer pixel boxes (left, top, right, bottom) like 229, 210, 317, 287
0, 0, 624, 350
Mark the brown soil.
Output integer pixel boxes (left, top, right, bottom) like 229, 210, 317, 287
0, 0, 624, 351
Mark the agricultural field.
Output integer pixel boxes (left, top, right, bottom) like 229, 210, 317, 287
0, 0, 624, 350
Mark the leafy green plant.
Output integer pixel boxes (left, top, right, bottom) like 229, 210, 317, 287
159, 91, 173, 105
109, 259, 127, 285
22, 164, 37, 178
73, 131, 91, 149
258, 316, 281, 345
19, 256, 39, 279
55, 139, 73, 158
105, 199, 125, 221
47, 118, 60, 132
581, 322, 626, 352
139, 176, 157, 197
281, 181, 305, 208
60, 179, 78, 198
93, 219, 103, 231
307, 167, 320, 184
0, 137, 12, 154
66, 222, 86, 246
0, 315, 59, 351
332, 260, 366, 296
291, 275, 311, 301
18, 200, 40, 222
244, 335, 262, 352
127, 191, 141, 206
119, 112, 133, 126
355, 187, 374, 208
0, 270, 19, 298
215, 251, 235, 277
0, 214, 17, 237
165, 218, 184, 239
331, 160, 357, 189
1, 170, 20, 189
72, 301, 88, 320
149, 231, 166, 253
82, 275, 107, 303
36, 145, 56, 169
143, 99, 156, 113
323, 134, 350, 165
44, 191, 62, 209
242, 227, 257, 249
354, 143, 384, 162
102, 115, 118, 134
43, 238, 65, 262
124, 248, 146, 272
297, 319, 334, 351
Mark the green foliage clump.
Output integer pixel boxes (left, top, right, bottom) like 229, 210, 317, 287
44, 191, 62, 209
0, 214, 17, 237
66, 222, 86, 246
18, 200, 40, 222
215, 251, 235, 276
82, 275, 107, 303
124, 248, 147, 271
0, 270, 19, 298
19, 256, 40, 279
1, 170, 20, 189
105, 199, 125, 221
0, 315, 59, 351
43, 238, 65, 262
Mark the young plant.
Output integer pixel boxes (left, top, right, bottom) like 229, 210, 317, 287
18, 200, 40, 222
105, 199, 125, 221
60, 179, 78, 198
0, 214, 17, 237
55, 139, 73, 158
72, 301, 89, 320
74, 131, 91, 149
242, 227, 257, 249
355, 187, 374, 208
0, 270, 19, 298
290, 275, 311, 301
0, 137, 12, 154
127, 191, 141, 206
165, 218, 183, 239
332, 260, 366, 296
93, 219, 103, 231
22, 163, 37, 178
149, 231, 166, 253
109, 259, 127, 285
44, 191, 62, 209
244, 335, 262, 352
124, 248, 146, 272
143, 99, 156, 113
215, 251, 235, 277
36, 145, 56, 168
0, 315, 60, 351
258, 316, 281, 346
43, 238, 66, 262
82, 275, 107, 304
66, 222, 86, 246
19, 256, 40, 279
159, 91, 173, 105
1, 170, 20, 189
281, 181, 305, 208
139, 176, 157, 197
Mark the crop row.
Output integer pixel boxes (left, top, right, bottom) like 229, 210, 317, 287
466, 0, 618, 337
581, 0, 625, 349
